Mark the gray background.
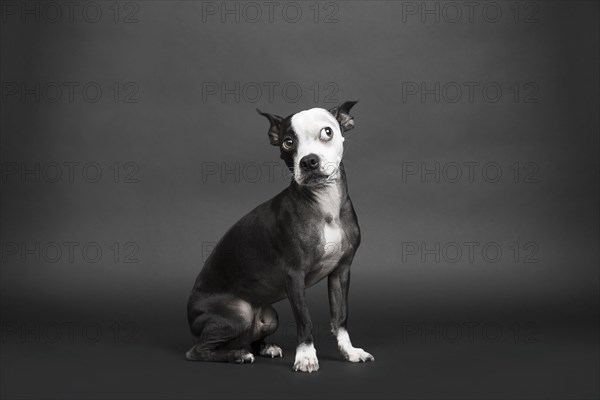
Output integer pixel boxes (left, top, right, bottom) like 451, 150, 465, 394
1, 1, 598, 399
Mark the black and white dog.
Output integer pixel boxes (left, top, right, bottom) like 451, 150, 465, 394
186, 102, 374, 372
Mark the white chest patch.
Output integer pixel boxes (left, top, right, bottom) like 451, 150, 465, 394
323, 223, 343, 258
315, 184, 344, 267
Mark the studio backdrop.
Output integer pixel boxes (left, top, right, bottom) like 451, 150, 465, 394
1, 1, 598, 399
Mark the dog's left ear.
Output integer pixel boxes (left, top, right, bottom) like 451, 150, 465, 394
329, 101, 358, 132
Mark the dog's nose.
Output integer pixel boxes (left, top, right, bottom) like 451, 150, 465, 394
300, 154, 320, 171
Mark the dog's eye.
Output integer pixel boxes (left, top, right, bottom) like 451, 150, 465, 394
282, 138, 294, 151
320, 127, 333, 141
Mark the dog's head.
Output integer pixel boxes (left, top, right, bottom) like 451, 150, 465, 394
258, 101, 357, 186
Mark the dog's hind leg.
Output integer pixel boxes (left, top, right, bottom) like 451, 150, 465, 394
186, 294, 258, 363
187, 295, 282, 363
250, 305, 283, 358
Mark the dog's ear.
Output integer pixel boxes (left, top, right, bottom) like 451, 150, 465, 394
257, 109, 284, 146
329, 101, 358, 132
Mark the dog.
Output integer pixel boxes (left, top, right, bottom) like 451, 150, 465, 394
186, 101, 374, 372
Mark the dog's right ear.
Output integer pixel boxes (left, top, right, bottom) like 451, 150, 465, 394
257, 109, 283, 146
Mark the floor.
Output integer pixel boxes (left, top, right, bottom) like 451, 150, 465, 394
1, 288, 598, 400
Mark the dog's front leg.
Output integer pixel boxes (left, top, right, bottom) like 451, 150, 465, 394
286, 270, 319, 373
328, 261, 374, 363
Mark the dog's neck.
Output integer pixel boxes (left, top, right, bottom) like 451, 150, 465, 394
291, 163, 349, 218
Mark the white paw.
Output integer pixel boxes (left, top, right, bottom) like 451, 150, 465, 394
341, 347, 374, 363
336, 328, 374, 363
260, 343, 283, 358
235, 350, 255, 364
293, 343, 319, 373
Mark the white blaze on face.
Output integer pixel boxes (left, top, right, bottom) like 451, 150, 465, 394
290, 108, 344, 185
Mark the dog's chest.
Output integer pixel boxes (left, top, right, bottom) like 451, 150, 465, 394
321, 216, 343, 265
306, 185, 348, 285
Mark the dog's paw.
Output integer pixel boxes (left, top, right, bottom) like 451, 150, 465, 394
260, 343, 283, 358
336, 329, 374, 363
293, 343, 319, 373
293, 355, 319, 373
232, 349, 255, 364
341, 347, 374, 363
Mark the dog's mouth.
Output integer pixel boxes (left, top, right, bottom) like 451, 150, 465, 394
299, 172, 336, 186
